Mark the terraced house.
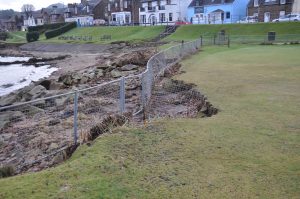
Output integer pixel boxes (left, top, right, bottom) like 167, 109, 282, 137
93, 0, 140, 25
247, 0, 294, 22
187, 0, 249, 24
139, 0, 193, 25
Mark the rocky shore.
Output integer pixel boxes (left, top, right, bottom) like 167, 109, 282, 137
0, 43, 217, 176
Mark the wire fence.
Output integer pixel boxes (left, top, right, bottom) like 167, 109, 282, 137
200, 34, 300, 46
2, 33, 297, 173
0, 37, 203, 173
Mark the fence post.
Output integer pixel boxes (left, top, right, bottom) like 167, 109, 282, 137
228, 35, 230, 48
73, 90, 79, 145
200, 35, 203, 47
119, 77, 125, 114
180, 40, 184, 57
213, 34, 216, 45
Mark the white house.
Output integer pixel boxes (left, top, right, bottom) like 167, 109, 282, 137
23, 13, 44, 31
23, 16, 36, 27
110, 12, 132, 25
139, 0, 193, 25
65, 15, 94, 27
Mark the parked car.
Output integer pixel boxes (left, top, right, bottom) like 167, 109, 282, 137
175, 21, 191, 25
272, 14, 300, 22
237, 16, 258, 23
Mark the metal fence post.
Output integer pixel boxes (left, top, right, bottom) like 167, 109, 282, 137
180, 40, 184, 57
200, 35, 203, 47
214, 34, 216, 45
119, 77, 125, 114
73, 90, 79, 145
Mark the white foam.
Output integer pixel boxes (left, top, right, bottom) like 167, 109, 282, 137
0, 57, 58, 96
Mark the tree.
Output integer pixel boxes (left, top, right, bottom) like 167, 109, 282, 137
21, 4, 35, 19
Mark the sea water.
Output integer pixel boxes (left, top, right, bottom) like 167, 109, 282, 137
0, 56, 58, 96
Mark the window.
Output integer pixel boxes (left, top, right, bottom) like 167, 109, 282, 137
254, 0, 259, 7
124, 1, 127, 8
166, 0, 171, 4
195, 7, 204, 14
169, 13, 173, 21
159, 13, 166, 22
112, 14, 116, 21
280, 0, 286, 4
226, 12, 230, 19
108, 4, 111, 11
140, 15, 146, 23
120, 0, 123, 11
264, 12, 270, 22
280, 11, 285, 17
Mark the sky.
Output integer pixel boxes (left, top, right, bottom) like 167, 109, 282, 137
0, 0, 80, 12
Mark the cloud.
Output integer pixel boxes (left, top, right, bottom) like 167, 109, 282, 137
0, 0, 80, 11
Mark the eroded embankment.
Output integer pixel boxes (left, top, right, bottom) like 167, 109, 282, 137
0, 47, 218, 177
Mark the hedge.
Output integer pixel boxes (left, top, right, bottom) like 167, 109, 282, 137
0, 32, 8, 41
28, 23, 66, 33
26, 31, 39, 42
45, 22, 77, 39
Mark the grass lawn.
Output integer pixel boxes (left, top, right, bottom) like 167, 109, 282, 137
165, 22, 300, 43
0, 45, 299, 198
4, 31, 27, 44
39, 26, 165, 44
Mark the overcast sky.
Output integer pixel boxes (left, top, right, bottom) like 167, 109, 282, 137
0, 0, 80, 12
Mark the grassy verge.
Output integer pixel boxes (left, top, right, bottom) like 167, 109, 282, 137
39, 26, 165, 44
165, 22, 300, 42
0, 45, 299, 198
4, 31, 27, 44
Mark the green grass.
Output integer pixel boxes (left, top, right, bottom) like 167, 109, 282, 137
5, 31, 27, 44
40, 26, 165, 44
0, 45, 300, 198
165, 22, 300, 42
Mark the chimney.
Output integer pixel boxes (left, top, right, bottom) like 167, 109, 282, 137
75, 4, 78, 15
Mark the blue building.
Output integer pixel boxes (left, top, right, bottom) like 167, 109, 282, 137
187, 0, 249, 24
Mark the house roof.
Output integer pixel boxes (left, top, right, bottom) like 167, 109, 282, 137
247, 0, 293, 7
31, 11, 43, 18
3, 17, 16, 23
189, 0, 235, 7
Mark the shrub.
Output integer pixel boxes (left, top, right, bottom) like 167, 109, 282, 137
26, 31, 40, 42
0, 166, 14, 178
28, 23, 66, 33
45, 22, 77, 39
0, 32, 8, 41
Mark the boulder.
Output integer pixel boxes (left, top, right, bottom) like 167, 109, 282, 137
110, 69, 122, 78
22, 85, 47, 101
49, 81, 64, 90
121, 64, 139, 71
19, 105, 44, 116
0, 111, 24, 129
80, 75, 89, 84
55, 95, 72, 107
94, 69, 104, 79
59, 74, 76, 86
0, 94, 20, 107
48, 143, 59, 151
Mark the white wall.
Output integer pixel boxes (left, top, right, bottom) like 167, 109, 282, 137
293, 0, 300, 14
139, 0, 192, 25
24, 16, 36, 27
65, 16, 94, 26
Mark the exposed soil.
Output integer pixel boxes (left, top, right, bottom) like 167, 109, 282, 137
0, 43, 217, 176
